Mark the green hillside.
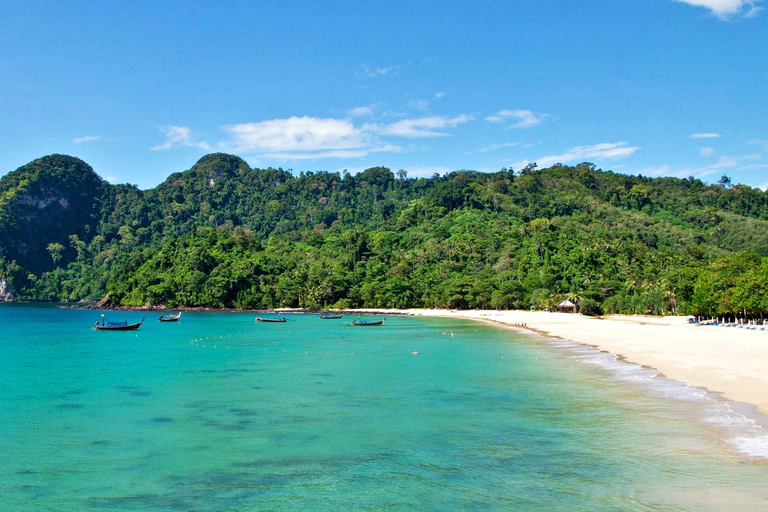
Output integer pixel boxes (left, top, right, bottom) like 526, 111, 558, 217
1, 154, 767, 316
0, 155, 108, 275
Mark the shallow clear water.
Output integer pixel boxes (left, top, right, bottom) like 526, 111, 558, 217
2, 304, 768, 510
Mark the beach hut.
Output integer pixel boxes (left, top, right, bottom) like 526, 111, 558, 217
557, 299, 578, 313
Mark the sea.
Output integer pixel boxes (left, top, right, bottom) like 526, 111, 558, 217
2, 303, 768, 511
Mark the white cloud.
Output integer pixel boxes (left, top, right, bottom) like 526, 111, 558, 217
152, 126, 210, 151
477, 142, 521, 153
690, 132, 721, 138
408, 99, 429, 111
218, 114, 472, 161
516, 141, 641, 169
372, 115, 473, 138
674, 0, 762, 19
747, 139, 768, 151
435, 91, 445, 98
643, 153, 765, 182
697, 153, 763, 176
700, 146, 715, 156
73, 135, 102, 144
485, 109, 551, 128
695, 158, 736, 176
505, 110, 545, 128
348, 106, 374, 117
222, 117, 374, 154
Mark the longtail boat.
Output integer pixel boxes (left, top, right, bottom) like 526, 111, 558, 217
351, 318, 385, 326
256, 315, 286, 323
319, 312, 344, 319
158, 312, 182, 322
94, 318, 145, 331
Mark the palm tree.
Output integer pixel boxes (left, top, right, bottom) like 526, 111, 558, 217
46, 242, 65, 267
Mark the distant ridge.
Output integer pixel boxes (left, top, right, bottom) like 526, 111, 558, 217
0, 154, 766, 316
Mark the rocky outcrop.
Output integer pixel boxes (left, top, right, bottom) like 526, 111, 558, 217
0, 278, 14, 301
0, 154, 109, 275
96, 294, 114, 308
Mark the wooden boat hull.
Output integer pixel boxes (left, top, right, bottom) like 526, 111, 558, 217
320, 313, 343, 319
351, 318, 385, 326
94, 318, 144, 331
256, 317, 286, 323
159, 312, 181, 322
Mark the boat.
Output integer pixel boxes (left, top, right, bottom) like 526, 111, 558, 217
351, 318, 385, 326
256, 315, 286, 323
94, 318, 145, 331
319, 312, 344, 319
158, 312, 182, 322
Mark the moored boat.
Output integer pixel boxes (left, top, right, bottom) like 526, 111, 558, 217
256, 315, 286, 323
158, 312, 182, 322
351, 318, 385, 326
319, 312, 344, 319
94, 318, 145, 331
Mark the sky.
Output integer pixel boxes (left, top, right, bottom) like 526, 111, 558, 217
1, 0, 767, 190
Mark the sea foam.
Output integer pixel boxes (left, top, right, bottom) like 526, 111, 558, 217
544, 337, 768, 460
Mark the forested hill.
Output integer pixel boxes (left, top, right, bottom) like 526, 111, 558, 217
0, 155, 108, 275
1, 153, 767, 316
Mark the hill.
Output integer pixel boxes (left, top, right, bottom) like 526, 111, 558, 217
0, 154, 767, 316
0, 155, 108, 275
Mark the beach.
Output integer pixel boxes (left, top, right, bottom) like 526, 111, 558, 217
354, 309, 768, 416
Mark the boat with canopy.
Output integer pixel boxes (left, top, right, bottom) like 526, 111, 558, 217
94, 317, 145, 331
158, 312, 182, 322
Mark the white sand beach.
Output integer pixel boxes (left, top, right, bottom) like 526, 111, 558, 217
357, 309, 768, 415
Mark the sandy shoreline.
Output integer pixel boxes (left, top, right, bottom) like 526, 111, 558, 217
351, 308, 768, 416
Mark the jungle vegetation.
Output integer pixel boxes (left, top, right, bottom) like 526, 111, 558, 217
1, 153, 767, 317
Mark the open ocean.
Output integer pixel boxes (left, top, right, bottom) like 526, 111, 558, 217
2, 304, 768, 511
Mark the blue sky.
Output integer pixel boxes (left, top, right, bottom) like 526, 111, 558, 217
1, 0, 767, 189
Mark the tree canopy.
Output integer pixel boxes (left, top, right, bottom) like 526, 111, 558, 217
1, 154, 767, 317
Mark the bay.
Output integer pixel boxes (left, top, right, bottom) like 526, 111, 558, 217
1, 304, 767, 510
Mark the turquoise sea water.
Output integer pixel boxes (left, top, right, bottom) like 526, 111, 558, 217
2, 305, 768, 510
